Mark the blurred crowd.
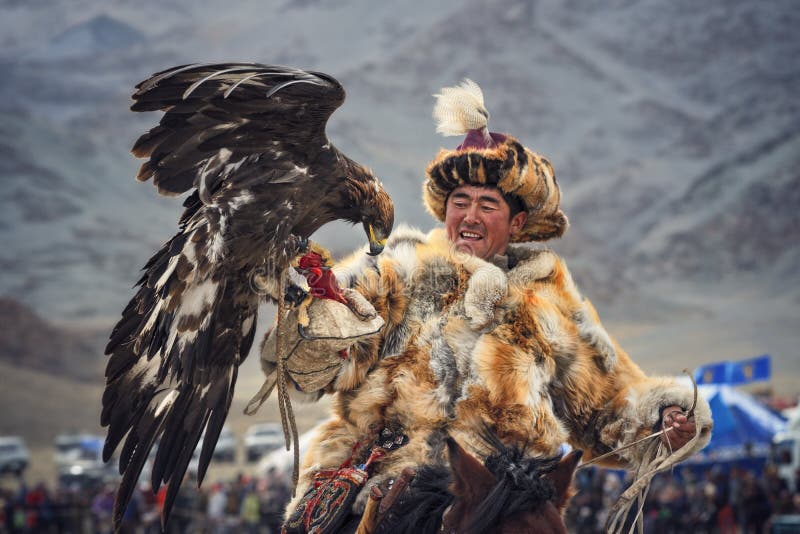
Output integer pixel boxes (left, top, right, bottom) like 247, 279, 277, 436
0, 467, 290, 534
3, 461, 800, 533
566, 463, 800, 533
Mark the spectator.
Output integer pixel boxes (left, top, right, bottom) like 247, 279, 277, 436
168, 475, 201, 533
119, 488, 141, 534
138, 481, 161, 534
9, 443, 800, 534
224, 479, 243, 531
240, 482, 260, 534
1, 488, 12, 532
90, 485, 115, 534
260, 468, 290, 534
742, 471, 771, 533
207, 483, 227, 534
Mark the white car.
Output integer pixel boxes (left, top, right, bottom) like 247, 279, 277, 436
244, 423, 284, 462
54, 435, 110, 478
54, 433, 105, 466
0, 436, 30, 476
190, 425, 237, 470
211, 426, 237, 462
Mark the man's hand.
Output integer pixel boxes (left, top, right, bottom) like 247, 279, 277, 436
660, 405, 696, 451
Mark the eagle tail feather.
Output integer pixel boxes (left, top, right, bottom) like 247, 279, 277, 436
161, 415, 207, 530
150, 388, 196, 492
197, 370, 236, 485
111, 407, 167, 531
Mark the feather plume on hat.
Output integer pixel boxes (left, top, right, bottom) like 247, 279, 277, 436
433, 79, 489, 135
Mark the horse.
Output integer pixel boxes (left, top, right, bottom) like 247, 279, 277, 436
353, 433, 582, 534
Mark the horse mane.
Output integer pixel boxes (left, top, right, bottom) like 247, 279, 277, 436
466, 431, 561, 533
376, 430, 563, 534
377, 464, 454, 534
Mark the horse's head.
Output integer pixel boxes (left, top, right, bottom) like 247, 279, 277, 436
441, 437, 582, 534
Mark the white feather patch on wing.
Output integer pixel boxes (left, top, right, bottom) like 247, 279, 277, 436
433, 79, 489, 136
269, 166, 309, 184
177, 330, 198, 352
241, 315, 255, 337
139, 300, 164, 350
208, 215, 226, 263
154, 390, 179, 416
228, 190, 254, 212
156, 255, 180, 291
130, 354, 159, 384
180, 279, 219, 318
161, 321, 180, 360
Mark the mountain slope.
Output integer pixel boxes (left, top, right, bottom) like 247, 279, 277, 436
0, 0, 797, 390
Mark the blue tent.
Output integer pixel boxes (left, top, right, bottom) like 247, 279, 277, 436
687, 384, 786, 463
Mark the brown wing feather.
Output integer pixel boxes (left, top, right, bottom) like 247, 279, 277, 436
130, 63, 344, 197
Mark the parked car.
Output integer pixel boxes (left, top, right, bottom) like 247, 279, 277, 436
54, 433, 104, 466
189, 425, 237, 471
258, 427, 316, 476
211, 425, 237, 462
0, 436, 30, 476
244, 423, 284, 462
54, 435, 117, 488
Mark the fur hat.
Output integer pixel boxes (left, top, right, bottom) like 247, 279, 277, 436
423, 80, 568, 243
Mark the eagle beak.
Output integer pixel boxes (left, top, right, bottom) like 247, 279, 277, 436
368, 241, 385, 256
367, 225, 386, 256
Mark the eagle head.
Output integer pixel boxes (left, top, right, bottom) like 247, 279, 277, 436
340, 161, 394, 256
362, 182, 393, 256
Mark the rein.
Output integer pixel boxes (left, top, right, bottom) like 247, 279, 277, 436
275, 267, 301, 494
578, 369, 698, 469
582, 370, 701, 534
439, 504, 456, 534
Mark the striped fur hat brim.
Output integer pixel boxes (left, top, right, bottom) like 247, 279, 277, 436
423, 135, 568, 243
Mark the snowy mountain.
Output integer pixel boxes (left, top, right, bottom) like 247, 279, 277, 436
0, 0, 798, 390
47, 14, 145, 58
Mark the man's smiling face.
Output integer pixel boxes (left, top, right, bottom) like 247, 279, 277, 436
444, 185, 527, 260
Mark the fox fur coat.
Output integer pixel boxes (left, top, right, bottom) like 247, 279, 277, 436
273, 225, 712, 515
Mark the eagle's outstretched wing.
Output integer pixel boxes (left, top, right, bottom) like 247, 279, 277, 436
130, 63, 342, 198
102, 63, 393, 530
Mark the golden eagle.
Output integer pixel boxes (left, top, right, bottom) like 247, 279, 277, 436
101, 63, 394, 529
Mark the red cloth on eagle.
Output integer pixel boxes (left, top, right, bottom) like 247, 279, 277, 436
298, 252, 348, 305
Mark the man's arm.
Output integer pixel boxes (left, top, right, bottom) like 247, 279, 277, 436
252, 228, 429, 404
505, 251, 712, 468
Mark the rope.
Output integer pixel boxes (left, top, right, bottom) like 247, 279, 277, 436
578, 426, 675, 470
571, 370, 699, 533
602, 370, 701, 534
275, 267, 301, 496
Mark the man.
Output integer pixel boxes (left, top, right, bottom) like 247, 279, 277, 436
443, 181, 695, 450
258, 81, 711, 531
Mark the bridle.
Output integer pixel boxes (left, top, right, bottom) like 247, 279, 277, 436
439, 504, 457, 533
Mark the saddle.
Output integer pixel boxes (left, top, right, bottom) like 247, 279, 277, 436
355, 467, 418, 534
283, 429, 410, 534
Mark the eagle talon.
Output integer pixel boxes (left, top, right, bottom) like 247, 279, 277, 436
289, 234, 310, 255
284, 283, 308, 306
297, 323, 313, 340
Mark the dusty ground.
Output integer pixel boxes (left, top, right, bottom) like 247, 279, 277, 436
0, 360, 329, 489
